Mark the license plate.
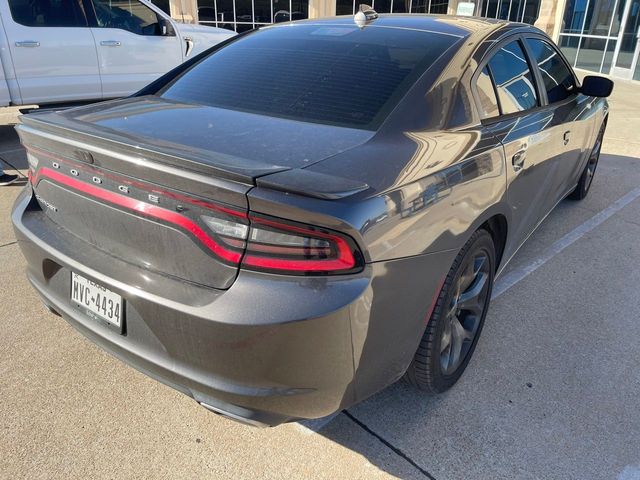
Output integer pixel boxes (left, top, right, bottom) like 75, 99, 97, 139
71, 272, 123, 330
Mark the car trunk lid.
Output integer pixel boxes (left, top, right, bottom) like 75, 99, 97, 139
17, 98, 373, 290
34, 96, 374, 178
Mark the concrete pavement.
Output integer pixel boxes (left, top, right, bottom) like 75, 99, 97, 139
1, 79, 640, 479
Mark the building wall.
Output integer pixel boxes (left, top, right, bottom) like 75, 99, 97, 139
168, 0, 198, 22
534, 0, 565, 39
309, 0, 336, 18
159, 0, 638, 80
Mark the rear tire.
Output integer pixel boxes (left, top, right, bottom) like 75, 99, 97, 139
569, 123, 605, 201
405, 229, 495, 394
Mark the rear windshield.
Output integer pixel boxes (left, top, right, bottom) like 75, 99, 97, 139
160, 24, 461, 129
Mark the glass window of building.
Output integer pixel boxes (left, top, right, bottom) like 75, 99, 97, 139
558, 0, 629, 76
411, 0, 449, 14
335, 0, 447, 15
479, 0, 541, 24
197, 0, 309, 31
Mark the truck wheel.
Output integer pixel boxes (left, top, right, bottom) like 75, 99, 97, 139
405, 229, 495, 393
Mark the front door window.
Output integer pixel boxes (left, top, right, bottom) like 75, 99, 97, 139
91, 0, 162, 35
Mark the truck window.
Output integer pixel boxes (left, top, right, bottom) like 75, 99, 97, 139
90, 0, 162, 36
8, 0, 87, 27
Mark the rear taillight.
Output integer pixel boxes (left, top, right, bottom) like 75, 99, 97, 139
27, 151, 38, 180
200, 211, 362, 275
198, 211, 249, 264
241, 214, 363, 275
29, 150, 364, 276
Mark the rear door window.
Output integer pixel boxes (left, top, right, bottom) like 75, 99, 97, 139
486, 40, 538, 114
476, 66, 500, 118
159, 24, 462, 129
8, 0, 87, 27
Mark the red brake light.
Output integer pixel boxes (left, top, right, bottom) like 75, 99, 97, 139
240, 214, 364, 275
31, 162, 364, 276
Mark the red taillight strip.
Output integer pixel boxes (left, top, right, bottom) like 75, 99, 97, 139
32, 168, 242, 264
242, 254, 355, 272
242, 217, 357, 272
25, 145, 247, 219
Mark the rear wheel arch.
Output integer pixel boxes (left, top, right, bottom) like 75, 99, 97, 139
481, 214, 508, 272
457, 205, 511, 273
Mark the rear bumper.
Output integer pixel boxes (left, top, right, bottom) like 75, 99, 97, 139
12, 186, 454, 426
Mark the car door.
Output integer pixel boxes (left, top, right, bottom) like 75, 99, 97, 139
476, 37, 563, 261
524, 36, 598, 201
1, 0, 101, 105
84, 0, 183, 98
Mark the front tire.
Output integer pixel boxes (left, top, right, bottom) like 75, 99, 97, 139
569, 123, 605, 201
405, 229, 495, 394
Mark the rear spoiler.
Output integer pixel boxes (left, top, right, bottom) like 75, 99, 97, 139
257, 169, 369, 200
18, 112, 286, 185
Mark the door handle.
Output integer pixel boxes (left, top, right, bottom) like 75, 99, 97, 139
15, 41, 40, 48
563, 130, 571, 145
100, 40, 122, 47
512, 149, 527, 172
184, 36, 194, 57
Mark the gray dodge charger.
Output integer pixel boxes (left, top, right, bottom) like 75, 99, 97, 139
12, 13, 612, 426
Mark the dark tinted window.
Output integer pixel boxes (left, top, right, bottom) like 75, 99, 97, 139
476, 66, 499, 118
8, 0, 86, 27
91, 0, 161, 35
152, 0, 171, 15
160, 25, 460, 128
487, 40, 538, 114
526, 38, 576, 103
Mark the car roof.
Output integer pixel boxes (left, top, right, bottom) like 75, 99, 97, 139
275, 14, 524, 39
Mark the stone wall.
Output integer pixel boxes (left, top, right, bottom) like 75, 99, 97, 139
535, 0, 566, 40
168, 0, 198, 22
309, 0, 336, 19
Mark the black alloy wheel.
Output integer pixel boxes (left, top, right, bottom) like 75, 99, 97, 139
439, 250, 491, 375
405, 229, 495, 393
570, 123, 605, 200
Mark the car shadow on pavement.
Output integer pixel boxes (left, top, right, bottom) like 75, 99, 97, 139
318, 381, 446, 480
0, 125, 27, 173
315, 154, 640, 479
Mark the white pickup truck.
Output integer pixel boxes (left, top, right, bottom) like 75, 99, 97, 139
0, 0, 235, 107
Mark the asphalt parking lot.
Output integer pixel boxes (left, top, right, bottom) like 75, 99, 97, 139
2, 76, 640, 480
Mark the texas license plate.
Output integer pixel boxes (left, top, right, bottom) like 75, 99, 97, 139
71, 272, 123, 330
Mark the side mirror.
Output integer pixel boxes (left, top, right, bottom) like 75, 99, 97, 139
580, 75, 614, 98
159, 17, 176, 36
